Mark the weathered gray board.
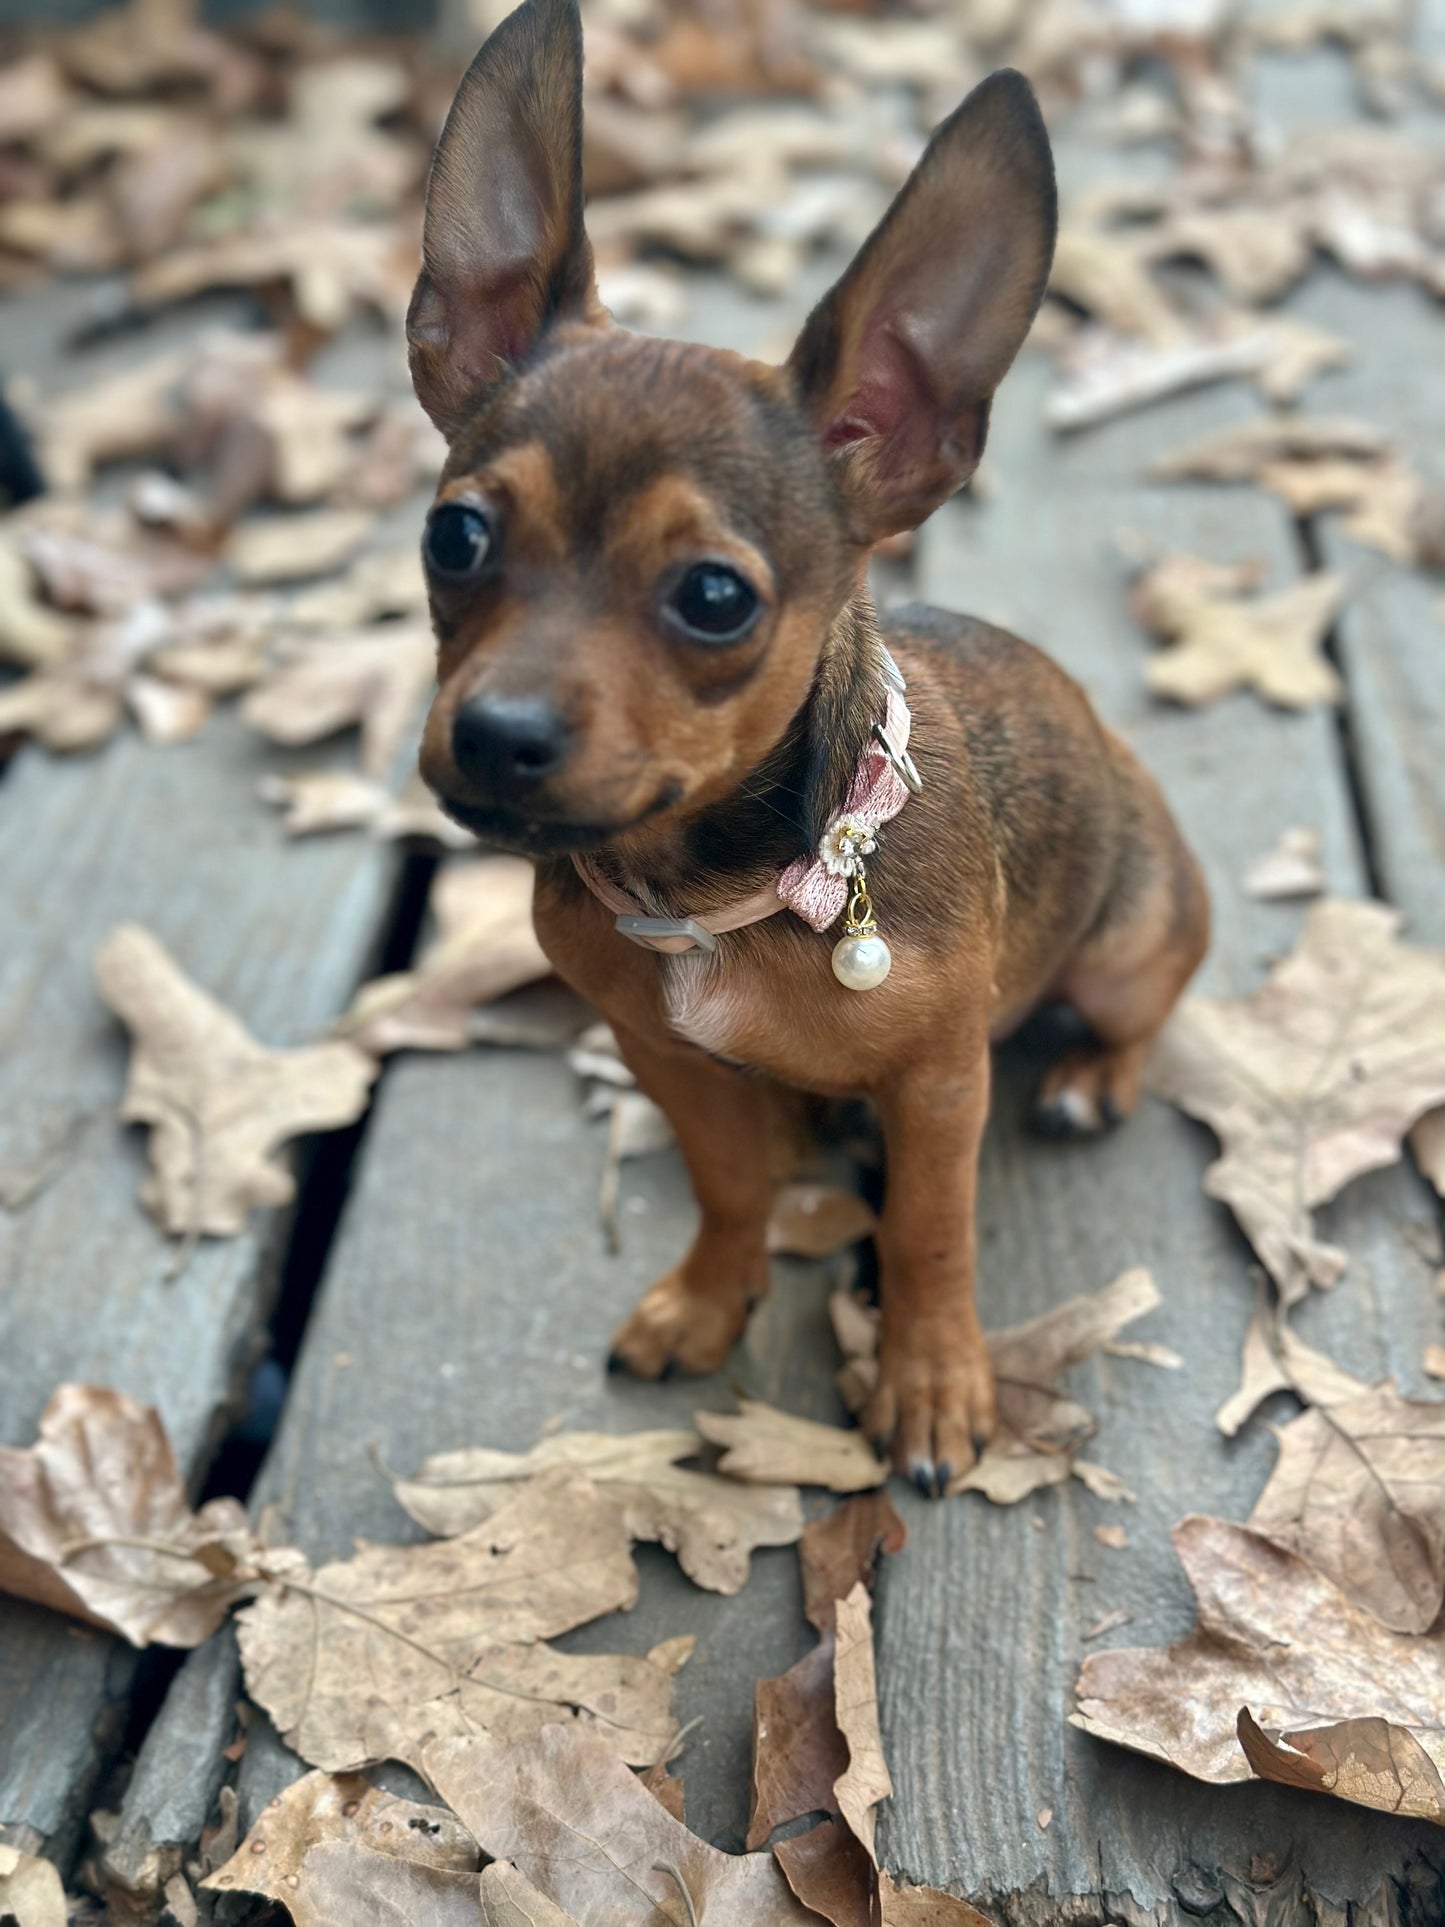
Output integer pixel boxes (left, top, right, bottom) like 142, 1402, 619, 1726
1281, 269, 1445, 953
873, 327, 1444, 1919
221, 1036, 846, 1857
0, 712, 400, 1864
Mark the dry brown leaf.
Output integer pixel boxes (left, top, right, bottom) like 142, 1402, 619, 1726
0, 1384, 258, 1647
1412, 1107, 1445, 1200
1046, 317, 1351, 432
0, 537, 74, 667
479, 1862, 580, 1925
288, 545, 428, 629
1095, 1523, 1130, 1550
955, 1268, 1161, 1503
1249, 1381, 1445, 1633
1151, 416, 1391, 484
1216, 1305, 1369, 1436
774, 1819, 874, 1927
215, 1837, 480, 1926
697, 1398, 886, 1493
748, 1495, 906, 1852
225, 507, 376, 585
1132, 560, 1344, 709
1243, 826, 1326, 901
423, 1725, 820, 1924
340, 858, 551, 1056
767, 1182, 877, 1258
1050, 225, 1186, 343
259, 769, 394, 837
1148, 900, 1445, 1301
394, 1425, 802, 1596
749, 1637, 850, 1851
1142, 205, 1314, 305
240, 620, 434, 779
833, 1582, 892, 1859
95, 922, 377, 1238
799, 1492, 908, 1637
1427, 1345, 1445, 1381
1238, 1708, 1445, 1825
639, 1761, 686, 1826
236, 1473, 685, 1772
1072, 1516, 1445, 1816
202, 1768, 479, 1919
0, 1846, 67, 1927
879, 1871, 993, 1924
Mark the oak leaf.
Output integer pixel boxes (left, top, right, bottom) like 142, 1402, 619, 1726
202, 1768, 480, 1921
479, 1863, 580, 1925
1237, 1709, 1445, 1825
0, 1384, 258, 1647
1150, 415, 1391, 483
1147, 899, 1445, 1301
236, 1473, 686, 1772
340, 859, 552, 1057
422, 1724, 820, 1924
1215, 1305, 1368, 1436
239, 620, 435, 779
1249, 1382, 1445, 1633
394, 1425, 801, 1596
0, 1846, 67, 1927
748, 1495, 906, 1853
1072, 1516, 1445, 1819
1131, 556, 1344, 709
95, 923, 377, 1238
833, 1582, 892, 1859
697, 1398, 886, 1493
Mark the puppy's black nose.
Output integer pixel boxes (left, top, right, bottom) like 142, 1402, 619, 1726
452, 695, 567, 790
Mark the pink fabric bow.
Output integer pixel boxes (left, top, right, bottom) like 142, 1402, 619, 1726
777, 687, 914, 931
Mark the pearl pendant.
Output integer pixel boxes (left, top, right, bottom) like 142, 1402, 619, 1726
831, 931, 892, 991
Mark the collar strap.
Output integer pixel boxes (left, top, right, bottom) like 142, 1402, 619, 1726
572, 685, 916, 955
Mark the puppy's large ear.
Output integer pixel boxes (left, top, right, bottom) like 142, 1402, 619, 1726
788, 70, 1055, 543
408, 0, 597, 436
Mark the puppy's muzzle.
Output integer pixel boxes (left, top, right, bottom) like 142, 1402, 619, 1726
451, 693, 570, 796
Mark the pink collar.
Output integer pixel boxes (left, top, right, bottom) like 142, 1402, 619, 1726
572, 685, 917, 955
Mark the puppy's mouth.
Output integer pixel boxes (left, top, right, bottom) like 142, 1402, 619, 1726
434, 785, 683, 856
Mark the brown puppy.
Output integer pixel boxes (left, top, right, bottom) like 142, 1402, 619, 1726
409, 0, 1209, 1493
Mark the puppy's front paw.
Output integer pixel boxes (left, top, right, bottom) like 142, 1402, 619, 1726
862, 1328, 996, 1497
607, 1265, 760, 1380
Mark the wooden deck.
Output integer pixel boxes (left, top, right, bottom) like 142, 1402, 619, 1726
3, 34, 1445, 1927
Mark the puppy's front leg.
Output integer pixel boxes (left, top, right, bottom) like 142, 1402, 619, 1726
606, 1022, 773, 1380
867, 1033, 995, 1494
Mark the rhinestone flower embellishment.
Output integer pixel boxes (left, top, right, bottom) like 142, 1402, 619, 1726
819, 813, 878, 878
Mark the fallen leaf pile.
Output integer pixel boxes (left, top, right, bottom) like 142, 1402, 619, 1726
202, 1493, 987, 1926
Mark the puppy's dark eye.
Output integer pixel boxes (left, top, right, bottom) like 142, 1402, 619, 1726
665, 563, 759, 643
424, 503, 491, 579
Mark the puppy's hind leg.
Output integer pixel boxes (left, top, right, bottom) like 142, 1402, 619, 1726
1033, 747, 1209, 1139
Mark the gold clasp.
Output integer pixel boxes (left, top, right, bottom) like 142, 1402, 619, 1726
845, 863, 878, 936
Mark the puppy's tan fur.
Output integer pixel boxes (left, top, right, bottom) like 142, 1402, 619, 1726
410, 0, 1209, 1490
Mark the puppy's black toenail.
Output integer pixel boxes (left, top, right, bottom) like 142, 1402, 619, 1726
911, 1463, 936, 1497
606, 1349, 628, 1374
935, 1461, 954, 1491
1099, 1093, 1122, 1128
1030, 1102, 1072, 1140
656, 1358, 678, 1382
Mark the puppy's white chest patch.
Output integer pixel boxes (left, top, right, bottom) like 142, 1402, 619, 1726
662, 956, 750, 1058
